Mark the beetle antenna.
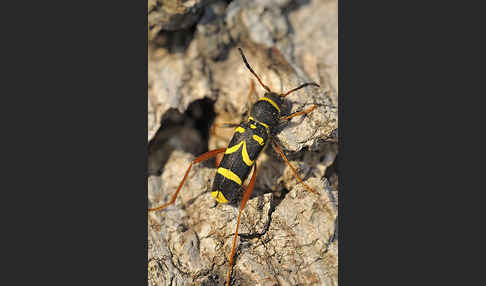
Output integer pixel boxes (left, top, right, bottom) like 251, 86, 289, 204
238, 48, 271, 92
280, 82, 320, 97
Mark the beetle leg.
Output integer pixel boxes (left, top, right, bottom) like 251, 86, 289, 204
148, 148, 227, 212
226, 162, 258, 286
280, 105, 317, 122
271, 141, 318, 195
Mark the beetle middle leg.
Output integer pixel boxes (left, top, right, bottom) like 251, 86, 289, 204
209, 122, 240, 167
271, 141, 318, 195
210, 123, 240, 136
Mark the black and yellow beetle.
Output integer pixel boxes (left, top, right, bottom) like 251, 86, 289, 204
149, 48, 320, 286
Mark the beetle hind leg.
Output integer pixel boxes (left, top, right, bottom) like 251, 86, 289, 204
226, 162, 258, 286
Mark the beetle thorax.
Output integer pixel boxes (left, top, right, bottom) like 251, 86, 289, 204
249, 92, 283, 128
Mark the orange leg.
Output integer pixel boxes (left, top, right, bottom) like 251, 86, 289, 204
210, 124, 239, 168
226, 162, 258, 286
210, 122, 242, 168
245, 79, 258, 116
280, 105, 317, 121
148, 148, 227, 212
210, 123, 240, 136
271, 141, 318, 195
211, 80, 255, 138
247, 79, 257, 102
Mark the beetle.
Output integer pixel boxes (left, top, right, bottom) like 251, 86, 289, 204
149, 48, 321, 286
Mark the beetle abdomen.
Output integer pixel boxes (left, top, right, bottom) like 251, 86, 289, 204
211, 121, 268, 204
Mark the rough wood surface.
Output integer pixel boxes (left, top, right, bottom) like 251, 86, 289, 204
148, 0, 338, 285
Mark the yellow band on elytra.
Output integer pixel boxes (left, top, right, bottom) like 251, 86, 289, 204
235, 126, 245, 133
211, 191, 229, 203
252, 134, 264, 146
248, 116, 269, 129
217, 167, 242, 185
224, 141, 254, 166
